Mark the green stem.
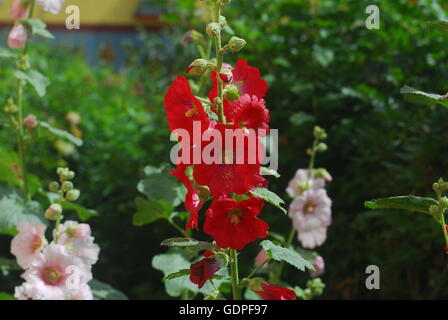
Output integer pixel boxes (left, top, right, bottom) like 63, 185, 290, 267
230, 249, 241, 300
246, 258, 271, 280
213, 3, 225, 124
167, 218, 188, 237
441, 212, 448, 247
272, 228, 296, 282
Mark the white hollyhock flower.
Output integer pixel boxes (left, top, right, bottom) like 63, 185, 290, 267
289, 188, 332, 249
286, 169, 325, 198
37, 0, 65, 14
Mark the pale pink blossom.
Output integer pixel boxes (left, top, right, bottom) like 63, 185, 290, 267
23, 114, 38, 128
10, 0, 29, 19
8, 24, 28, 49
286, 169, 325, 198
310, 255, 325, 277
11, 221, 47, 269
66, 284, 94, 300
18, 244, 92, 300
289, 189, 332, 249
37, 0, 65, 14
255, 249, 269, 269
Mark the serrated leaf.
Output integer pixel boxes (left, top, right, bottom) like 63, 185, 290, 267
14, 70, 49, 97
260, 240, 314, 271
39, 121, 83, 146
138, 168, 185, 207
163, 269, 190, 281
250, 188, 287, 214
400, 85, 448, 108
23, 18, 54, 39
132, 197, 173, 226
364, 195, 438, 218
63, 202, 98, 221
426, 20, 448, 34
89, 279, 128, 300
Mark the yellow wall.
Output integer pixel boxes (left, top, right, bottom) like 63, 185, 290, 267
0, 0, 142, 26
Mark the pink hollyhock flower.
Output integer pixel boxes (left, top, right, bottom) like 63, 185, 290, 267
56, 221, 100, 266
289, 189, 332, 249
310, 255, 325, 277
11, 221, 47, 269
23, 114, 38, 128
8, 24, 28, 49
66, 284, 94, 300
256, 283, 296, 300
255, 249, 269, 269
18, 244, 92, 300
286, 169, 325, 198
10, 0, 29, 19
37, 0, 65, 14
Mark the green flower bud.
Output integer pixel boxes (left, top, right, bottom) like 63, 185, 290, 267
316, 142, 328, 153
206, 23, 220, 38
49, 181, 60, 193
213, 97, 222, 105
313, 126, 328, 140
186, 59, 210, 75
227, 36, 246, 53
223, 85, 241, 102
57, 167, 76, 180
66, 189, 80, 202
429, 205, 440, 218
61, 181, 74, 192
440, 197, 448, 208
219, 15, 227, 28
45, 203, 62, 221
191, 30, 205, 45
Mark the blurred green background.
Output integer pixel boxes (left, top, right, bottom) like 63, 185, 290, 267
1, 0, 448, 299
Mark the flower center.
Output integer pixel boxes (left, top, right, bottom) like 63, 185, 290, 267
42, 266, 64, 286
228, 208, 243, 225
185, 103, 199, 117
303, 201, 316, 214
30, 235, 42, 252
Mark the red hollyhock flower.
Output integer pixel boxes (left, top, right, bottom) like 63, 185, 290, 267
204, 196, 269, 250
193, 122, 267, 196
256, 283, 297, 300
190, 257, 221, 289
209, 59, 268, 104
225, 94, 270, 135
171, 164, 206, 230
164, 75, 209, 134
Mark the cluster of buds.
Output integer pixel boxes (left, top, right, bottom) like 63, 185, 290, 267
312, 126, 328, 153
45, 167, 80, 220
297, 278, 325, 300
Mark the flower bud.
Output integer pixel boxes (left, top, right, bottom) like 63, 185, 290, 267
227, 36, 246, 53
206, 23, 220, 38
213, 97, 222, 105
191, 30, 205, 44
48, 181, 60, 193
61, 181, 74, 192
45, 203, 62, 221
316, 142, 328, 153
429, 205, 440, 218
4, 98, 18, 114
8, 23, 28, 49
440, 197, 448, 208
223, 85, 241, 102
313, 126, 327, 140
23, 114, 37, 128
57, 167, 75, 180
186, 59, 210, 75
219, 15, 227, 28
66, 189, 80, 201
10, 0, 29, 19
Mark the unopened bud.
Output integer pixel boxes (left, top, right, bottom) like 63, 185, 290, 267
48, 181, 60, 193
66, 189, 80, 201
429, 205, 440, 218
224, 85, 241, 102
61, 181, 74, 192
219, 15, 227, 28
316, 143, 328, 152
45, 203, 62, 221
57, 167, 75, 180
186, 59, 210, 75
23, 114, 37, 128
191, 30, 205, 44
206, 23, 220, 38
227, 36, 246, 52
213, 97, 222, 105
440, 197, 448, 208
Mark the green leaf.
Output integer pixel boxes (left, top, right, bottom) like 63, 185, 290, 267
426, 20, 448, 34
0, 292, 15, 300
63, 202, 98, 221
364, 195, 438, 217
161, 237, 218, 252
23, 18, 54, 39
0, 184, 46, 233
261, 167, 280, 178
39, 121, 83, 147
250, 188, 287, 214
14, 70, 49, 97
260, 240, 314, 271
0, 47, 17, 59
138, 166, 186, 206
132, 197, 173, 226
400, 85, 448, 108
89, 279, 128, 300
163, 269, 190, 281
